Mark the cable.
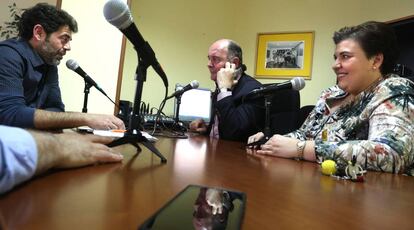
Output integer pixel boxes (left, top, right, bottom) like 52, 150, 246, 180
150, 85, 169, 135
107, 96, 120, 111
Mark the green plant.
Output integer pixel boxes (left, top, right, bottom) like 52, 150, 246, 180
0, 3, 22, 40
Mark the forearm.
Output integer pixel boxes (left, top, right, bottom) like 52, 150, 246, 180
34, 110, 125, 130
303, 141, 316, 162
28, 130, 61, 175
34, 110, 86, 129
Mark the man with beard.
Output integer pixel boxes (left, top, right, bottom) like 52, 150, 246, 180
0, 3, 124, 130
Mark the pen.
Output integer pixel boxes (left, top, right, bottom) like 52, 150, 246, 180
111, 129, 126, 133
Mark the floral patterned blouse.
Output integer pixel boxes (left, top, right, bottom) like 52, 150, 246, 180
287, 74, 414, 175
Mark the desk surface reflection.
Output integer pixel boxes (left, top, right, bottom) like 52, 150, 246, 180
1, 134, 413, 230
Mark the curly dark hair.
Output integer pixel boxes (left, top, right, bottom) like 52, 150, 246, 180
333, 21, 399, 75
18, 3, 78, 40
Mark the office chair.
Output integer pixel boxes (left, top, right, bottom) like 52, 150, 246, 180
266, 87, 300, 135
296, 105, 315, 129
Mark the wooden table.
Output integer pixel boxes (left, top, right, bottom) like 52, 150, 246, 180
1, 134, 413, 230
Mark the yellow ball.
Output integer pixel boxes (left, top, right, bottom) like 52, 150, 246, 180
321, 160, 337, 176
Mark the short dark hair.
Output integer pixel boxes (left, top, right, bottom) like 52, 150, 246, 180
333, 21, 399, 75
18, 3, 78, 40
227, 40, 243, 65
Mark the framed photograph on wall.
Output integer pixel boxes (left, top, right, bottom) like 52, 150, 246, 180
255, 31, 314, 79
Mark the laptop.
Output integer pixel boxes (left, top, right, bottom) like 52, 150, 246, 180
173, 83, 212, 125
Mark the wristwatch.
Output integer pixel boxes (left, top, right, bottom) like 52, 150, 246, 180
296, 140, 306, 161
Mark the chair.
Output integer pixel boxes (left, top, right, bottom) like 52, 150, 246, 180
296, 105, 314, 129
267, 88, 300, 135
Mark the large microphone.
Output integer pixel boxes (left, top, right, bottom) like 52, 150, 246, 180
103, 0, 168, 87
66, 59, 108, 96
247, 77, 305, 99
167, 80, 199, 99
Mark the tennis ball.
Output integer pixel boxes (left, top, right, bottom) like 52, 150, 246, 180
321, 160, 337, 176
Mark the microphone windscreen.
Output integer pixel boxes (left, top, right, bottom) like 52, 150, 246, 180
103, 0, 133, 29
190, 80, 199, 89
66, 59, 79, 70
291, 77, 305, 91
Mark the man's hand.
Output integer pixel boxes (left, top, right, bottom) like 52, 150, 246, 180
84, 114, 125, 130
54, 133, 123, 168
216, 62, 238, 90
189, 119, 207, 133
32, 132, 123, 174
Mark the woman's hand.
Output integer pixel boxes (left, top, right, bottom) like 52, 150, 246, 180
247, 132, 265, 145
246, 132, 265, 154
256, 134, 299, 158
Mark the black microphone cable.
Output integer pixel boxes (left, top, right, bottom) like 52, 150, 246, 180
149, 87, 169, 135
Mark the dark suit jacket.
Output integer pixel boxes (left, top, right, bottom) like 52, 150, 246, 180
213, 73, 264, 142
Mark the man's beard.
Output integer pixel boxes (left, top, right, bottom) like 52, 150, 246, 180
38, 39, 62, 65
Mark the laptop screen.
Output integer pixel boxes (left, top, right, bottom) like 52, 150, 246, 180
174, 84, 211, 123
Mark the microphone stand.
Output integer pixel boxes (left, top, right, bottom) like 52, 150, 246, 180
174, 94, 181, 124
244, 93, 273, 147
171, 94, 187, 133
82, 81, 93, 113
107, 52, 167, 163
263, 94, 273, 140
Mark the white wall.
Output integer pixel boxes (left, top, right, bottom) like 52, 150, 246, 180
59, 0, 125, 114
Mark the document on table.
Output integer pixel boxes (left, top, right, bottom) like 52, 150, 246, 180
76, 127, 158, 142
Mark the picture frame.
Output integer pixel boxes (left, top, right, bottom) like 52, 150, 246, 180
255, 31, 314, 79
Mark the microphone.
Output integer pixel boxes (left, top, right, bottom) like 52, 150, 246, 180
66, 59, 120, 111
167, 80, 199, 99
247, 77, 305, 99
66, 59, 108, 96
103, 0, 168, 87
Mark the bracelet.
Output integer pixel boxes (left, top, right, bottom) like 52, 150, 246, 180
296, 140, 306, 161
